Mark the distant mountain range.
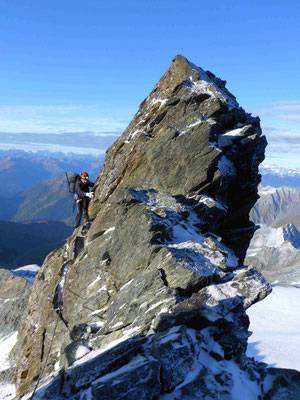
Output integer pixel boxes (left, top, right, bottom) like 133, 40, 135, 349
0, 220, 73, 268
245, 223, 300, 285
12, 174, 75, 225
0, 150, 103, 223
247, 182, 300, 285
0, 150, 104, 198
260, 164, 300, 187
251, 185, 300, 228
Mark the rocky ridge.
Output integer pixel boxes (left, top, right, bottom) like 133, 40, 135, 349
0, 268, 32, 399
13, 56, 300, 399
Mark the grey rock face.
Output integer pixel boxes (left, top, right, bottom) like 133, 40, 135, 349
0, 268, 31, 337
91, 355, 161, 400
0, 268, 32, 399
14, 56, 297, 399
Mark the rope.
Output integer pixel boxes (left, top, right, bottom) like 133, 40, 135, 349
29, 313, 60, 400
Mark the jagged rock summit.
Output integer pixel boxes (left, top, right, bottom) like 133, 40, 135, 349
14, 56, 299, 399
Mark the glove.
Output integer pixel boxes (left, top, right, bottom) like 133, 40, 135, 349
85, 192, 94, 199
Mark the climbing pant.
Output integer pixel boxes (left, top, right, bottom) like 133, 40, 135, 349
75, 197, 90, 228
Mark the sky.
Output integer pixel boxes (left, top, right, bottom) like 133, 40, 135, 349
0, 0, 299, 165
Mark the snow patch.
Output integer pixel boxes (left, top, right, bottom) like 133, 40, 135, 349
218, 155, 236, 177
247, 285, 300, 371
185, 62, 239, 110
103, 227, 115, 235
11, 264, 40, 284
218, 127, 245, 148
76, 345, 91, 360
0, 331, 18, 372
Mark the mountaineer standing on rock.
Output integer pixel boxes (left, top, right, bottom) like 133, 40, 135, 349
74, 172, 94, 228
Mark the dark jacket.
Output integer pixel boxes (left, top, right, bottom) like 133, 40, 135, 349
75, 178, 94, 199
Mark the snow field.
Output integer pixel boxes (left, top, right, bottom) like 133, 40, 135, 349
247, 285, 300, 371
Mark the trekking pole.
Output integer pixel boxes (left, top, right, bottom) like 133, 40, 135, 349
65, 172, 69, 187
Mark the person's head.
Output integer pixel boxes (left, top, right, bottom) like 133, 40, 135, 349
80, 171, 89, 182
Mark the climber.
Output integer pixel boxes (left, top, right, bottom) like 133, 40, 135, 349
74, 172, 95, 228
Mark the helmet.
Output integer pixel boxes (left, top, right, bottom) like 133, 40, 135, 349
80, 172, 89, 179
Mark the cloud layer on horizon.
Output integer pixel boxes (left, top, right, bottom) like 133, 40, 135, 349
0, 130, 122, 155
249, 101, 300, 167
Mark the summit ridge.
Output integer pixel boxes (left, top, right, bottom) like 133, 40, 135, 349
12, 56, 300, 399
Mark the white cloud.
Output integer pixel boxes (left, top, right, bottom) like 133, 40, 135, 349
0, 104, 131, 133
278, 114, 300, 121
0, 142, 106, 155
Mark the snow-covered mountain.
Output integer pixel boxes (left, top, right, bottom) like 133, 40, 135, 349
251, 185, 300, 228
11, 264, 40, 284
246, 223, 300, 285
247, 182, 300, 285
260, 164, 300, 187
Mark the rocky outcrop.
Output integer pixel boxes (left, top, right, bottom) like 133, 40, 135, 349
0, 268, 32, 399
14, 55, 293, 399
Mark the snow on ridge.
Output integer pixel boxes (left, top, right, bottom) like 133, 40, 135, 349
186, 60, 239, 110
258, 185, 278, 195
12, 264, 40, 273
11, 264, 40, 284
247, 223, 300, 257
129, 188, 238, 271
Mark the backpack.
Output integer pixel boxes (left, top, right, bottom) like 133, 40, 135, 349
65, 172, 80, 195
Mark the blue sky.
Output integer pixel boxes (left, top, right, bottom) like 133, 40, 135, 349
0, 0, 299, 165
